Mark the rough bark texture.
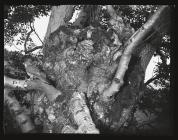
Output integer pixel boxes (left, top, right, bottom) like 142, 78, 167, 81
38, 5, 170, 133
4, 5, 171, 134
44, 5, 74, 43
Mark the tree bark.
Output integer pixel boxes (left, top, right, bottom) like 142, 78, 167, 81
4, 5, 171, 134
44, 5, 74, 43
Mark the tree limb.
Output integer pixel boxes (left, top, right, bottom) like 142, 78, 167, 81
69, 91, 99, 134
4, 76, 62, 102
102, 5, 169, 101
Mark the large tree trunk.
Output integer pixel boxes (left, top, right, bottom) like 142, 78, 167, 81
4, 5, 170, 133
38, 5, 171, 133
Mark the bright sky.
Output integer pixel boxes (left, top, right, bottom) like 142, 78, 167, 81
4, 14, 158, 84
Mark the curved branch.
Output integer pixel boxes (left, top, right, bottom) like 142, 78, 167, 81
31, 23, 44, 46
102, 5, 170, 101
24, 23, 34, 54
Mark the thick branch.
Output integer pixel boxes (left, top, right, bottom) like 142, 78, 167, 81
4, 88, 35, 133
106, 5, 118, 19
102, 5, 169, 101
4, 76, 62, 102
69, 91, 99, 134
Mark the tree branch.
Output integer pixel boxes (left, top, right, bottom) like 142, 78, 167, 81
69, 91, 99, 134
25, 45, 43, 54
102, 5, 169, 101
24, 23, 44, 54
24, 22, 34, 54
31, 23, 44, 46
4, 76, 62, 102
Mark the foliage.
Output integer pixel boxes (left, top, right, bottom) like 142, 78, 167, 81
4, 5, 51, 47
152, 34, 170, 88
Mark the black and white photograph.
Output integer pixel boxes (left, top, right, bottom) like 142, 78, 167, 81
3, 5, 174, 135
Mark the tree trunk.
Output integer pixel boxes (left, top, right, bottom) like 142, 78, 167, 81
44, 5, 74, 43
4, 5, 170, 134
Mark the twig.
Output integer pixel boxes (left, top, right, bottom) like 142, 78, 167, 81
25, 45, 43, 54
31, 23, 44, 45
24, 22, 34, 54
11, 42, 22, 51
